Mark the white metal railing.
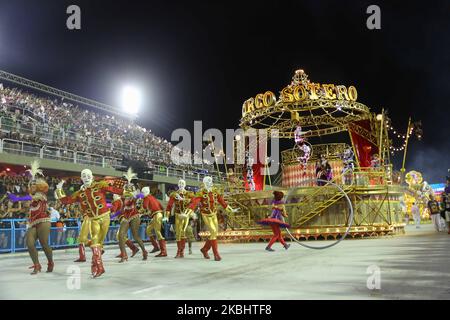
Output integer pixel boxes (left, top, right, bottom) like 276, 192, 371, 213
1, 138, 125, 170
0, 138, 224, 183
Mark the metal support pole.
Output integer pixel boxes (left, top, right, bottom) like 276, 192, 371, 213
378, 108, 384, 163
400, 117, 412, 184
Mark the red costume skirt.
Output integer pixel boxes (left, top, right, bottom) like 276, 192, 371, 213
257, 218, 290, 228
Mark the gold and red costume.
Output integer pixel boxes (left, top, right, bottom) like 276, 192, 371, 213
24, 192, 53, 274
56, 180, 123, 277
166, 189, 194, 258
117, 196, 148, 261
143, 194, 166, 256
186, 187, 234, 261
111, 198, 139, 258
9, 170, 53, 274
28, 194, 51, 228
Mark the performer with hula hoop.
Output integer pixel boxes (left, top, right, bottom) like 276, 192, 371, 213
258, 191, 290, 252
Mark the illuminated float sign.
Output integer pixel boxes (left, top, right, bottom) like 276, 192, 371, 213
242, 82, 358, 118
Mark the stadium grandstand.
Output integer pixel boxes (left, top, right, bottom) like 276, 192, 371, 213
0, 71, 227, 253
0, 70, 218, 177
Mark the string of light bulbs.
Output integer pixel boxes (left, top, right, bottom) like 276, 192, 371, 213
385, 120, 414, 155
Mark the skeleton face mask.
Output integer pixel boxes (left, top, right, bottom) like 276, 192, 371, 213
141, 186, 150, 197
81, 169, 93, 186
203, 176, 213, 191
178, 179, 186, 191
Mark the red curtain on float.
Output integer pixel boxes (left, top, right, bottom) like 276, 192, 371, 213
243, 137, 266, 192
349, 120, 378, 168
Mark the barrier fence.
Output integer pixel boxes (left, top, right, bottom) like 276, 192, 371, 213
0, 218, 177, 254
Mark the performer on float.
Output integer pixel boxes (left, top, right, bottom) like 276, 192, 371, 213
55, 168, 123, 278
245, 152, 256, 191
316, 154, 332, 186
185, 176, 239, 261
116, 169, 148, 262
111, 194, 139, 259
294, 125, 306, 146
341, 147, 355, 185
257, 190, 290, 252
165, 179, 195, 258
370, 153, 381, 169
298, 143, 311, 170
8, 160, 53, 274
142, 186, 167, 257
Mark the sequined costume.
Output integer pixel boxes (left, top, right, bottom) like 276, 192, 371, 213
298, 143, 311, 169
166, 186, 195, 258
186, 182, 235, 261
9, 160, 53, 274
294, 126, 305, 145
111, 197, 140, 259
143, 191, 166, 256
245, 152, 256, 191
341, 148, 355, 185
117, 194, 148, 262
316, 157, 332, 186
56, 177, 123, 278
257, 191, 290, 251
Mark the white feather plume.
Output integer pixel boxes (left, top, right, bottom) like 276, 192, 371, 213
26, 159, 43, 180
123, 167, 137, 183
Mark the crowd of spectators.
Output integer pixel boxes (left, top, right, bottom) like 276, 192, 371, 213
0, 173, 205, 251
0, 85, 213, 172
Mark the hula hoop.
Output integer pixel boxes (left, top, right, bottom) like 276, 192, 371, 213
283, 178, 354, 250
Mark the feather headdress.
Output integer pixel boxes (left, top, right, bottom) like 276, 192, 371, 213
26, 159, 48, 194
26, 159, 44, 181
123, 167, 137, 184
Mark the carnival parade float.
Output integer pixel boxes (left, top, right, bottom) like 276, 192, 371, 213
201, 70, 420, 242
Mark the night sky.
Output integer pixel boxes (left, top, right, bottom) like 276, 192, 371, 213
0, 0, 449, 182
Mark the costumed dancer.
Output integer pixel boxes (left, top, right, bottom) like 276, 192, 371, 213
316, 155, 332, 186
245, 152, 256, 192
298, 143, 311, 170
185, 176, 239, 261
111, 194, 139, 259
370, 154, 381, 169
55, 169, 123, 278
341, 147, 355, 185
142, 187, 167, 257
116, 169, 148, 262
8, 160, 53, 274
257, 191, 290, 252
165, 179, 195, 258
294, 125, 305, 145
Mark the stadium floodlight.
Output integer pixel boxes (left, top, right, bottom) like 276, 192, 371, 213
121, 86, 141, 115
